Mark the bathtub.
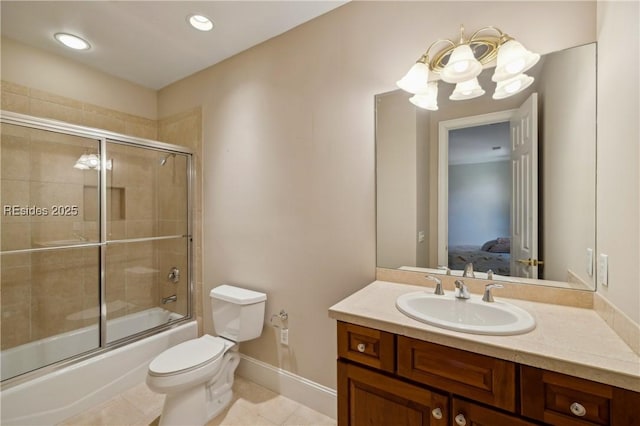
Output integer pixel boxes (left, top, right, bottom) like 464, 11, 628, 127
0, 308, 197, 426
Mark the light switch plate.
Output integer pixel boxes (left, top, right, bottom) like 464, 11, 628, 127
598, 254, 608, 287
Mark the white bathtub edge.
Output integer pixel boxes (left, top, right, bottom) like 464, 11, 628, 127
1, 320, 197, 426
236, 354, 337, 420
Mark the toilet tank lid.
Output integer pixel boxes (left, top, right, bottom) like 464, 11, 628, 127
210, 285, 266, 304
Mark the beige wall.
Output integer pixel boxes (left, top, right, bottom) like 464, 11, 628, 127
596, 1, 640, 324
538, 44, 596, 287
158, 1, 597, 389
376, 90, 418, 268
1, 38, 157, 120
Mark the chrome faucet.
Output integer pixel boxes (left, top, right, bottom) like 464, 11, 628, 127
162, 294, 177, 304
454, 280, 471, 300
462, 262, 475, 278
482, 283, 504, 302
425, 275, 444, 295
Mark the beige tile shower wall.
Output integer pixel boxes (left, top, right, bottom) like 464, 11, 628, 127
157, 1, 596, 390
158, 108, 203, 333
1, 123, 103, 349
1, 82, 162, 348
1, 81, 157, 140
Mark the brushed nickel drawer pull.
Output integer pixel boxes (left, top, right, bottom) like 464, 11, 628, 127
570, 402, 587, 417
356, 343, 366, 352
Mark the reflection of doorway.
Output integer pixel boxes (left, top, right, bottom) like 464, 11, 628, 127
437, 94, 539, 278
447, 122, 512, 276
437, 110, 516, 271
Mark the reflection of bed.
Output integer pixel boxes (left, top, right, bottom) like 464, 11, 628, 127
448, 239, 511, 275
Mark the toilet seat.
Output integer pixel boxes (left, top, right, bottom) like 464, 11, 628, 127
149, 335, 225, 377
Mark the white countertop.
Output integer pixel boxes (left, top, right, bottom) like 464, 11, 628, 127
328, 280, 640, 392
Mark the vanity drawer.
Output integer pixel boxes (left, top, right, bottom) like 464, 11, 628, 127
397, 336, 516, 412
337, 322, 395, 373
453, 398, 541, 426
520, 365, 640, 426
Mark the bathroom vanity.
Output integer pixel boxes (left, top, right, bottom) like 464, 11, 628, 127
329, 281, 640, 426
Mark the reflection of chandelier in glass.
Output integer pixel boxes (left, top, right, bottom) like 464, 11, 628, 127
74, 153, 112, 170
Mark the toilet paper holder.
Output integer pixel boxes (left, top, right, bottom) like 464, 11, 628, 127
270, 309, 288, 328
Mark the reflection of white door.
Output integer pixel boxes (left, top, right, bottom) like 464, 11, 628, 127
510, 93, 539, 278
437, 110, 516, 267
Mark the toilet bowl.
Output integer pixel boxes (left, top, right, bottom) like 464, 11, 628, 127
146, 285, 266, 426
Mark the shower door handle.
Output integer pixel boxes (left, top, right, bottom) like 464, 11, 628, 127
168, 267, 180, 283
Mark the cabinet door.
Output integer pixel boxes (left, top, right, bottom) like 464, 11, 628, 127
452, 398, 541, 426
521, 365, 640, 426
338, 360, 448, 426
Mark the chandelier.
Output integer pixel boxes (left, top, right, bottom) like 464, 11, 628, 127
74, 153, 112, 170
396, 25, 540, 110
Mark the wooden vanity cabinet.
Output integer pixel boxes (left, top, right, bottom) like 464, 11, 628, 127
397, 336, 517, 412
521, 365, 640, 426
338, 360, 449, 426
336, 321, 640, 426
452, 398, 539, 426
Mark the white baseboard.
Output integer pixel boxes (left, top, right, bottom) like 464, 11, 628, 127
236, 354, 337, 420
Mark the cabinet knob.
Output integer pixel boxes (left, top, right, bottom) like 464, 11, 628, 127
356, 343, 366, 353
454, 413, 467, 426
570, 402, 587, 417
431, 407, 443, 420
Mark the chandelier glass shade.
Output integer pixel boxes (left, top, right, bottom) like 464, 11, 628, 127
74, 153, 112, 170
409, 81, 439, 110
396, 59, 430, 94
397, 25, 540, 109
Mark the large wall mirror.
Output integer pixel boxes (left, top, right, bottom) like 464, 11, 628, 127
376, 43, 596, 290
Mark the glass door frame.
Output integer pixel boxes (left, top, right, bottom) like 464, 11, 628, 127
0, 110, 194, 385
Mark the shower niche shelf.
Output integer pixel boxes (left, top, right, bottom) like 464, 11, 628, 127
83, 185, 126, 221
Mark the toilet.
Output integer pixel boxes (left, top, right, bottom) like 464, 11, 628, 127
146, 285, 267, 426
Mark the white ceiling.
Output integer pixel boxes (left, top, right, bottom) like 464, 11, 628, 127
1, 1, 347, 90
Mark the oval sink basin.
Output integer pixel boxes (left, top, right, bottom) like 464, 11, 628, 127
396, 291, 536, 335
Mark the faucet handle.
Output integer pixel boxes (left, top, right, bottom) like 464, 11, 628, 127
486, 269, 494, 280
482, 283, 504, 302
425, 275, 444, 295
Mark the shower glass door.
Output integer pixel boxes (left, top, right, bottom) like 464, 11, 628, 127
1, 123, 101, 380
104, 141, 190, 343
1, 112, 193, 383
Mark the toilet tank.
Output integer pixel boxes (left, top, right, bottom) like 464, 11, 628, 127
210, 285, 267, 342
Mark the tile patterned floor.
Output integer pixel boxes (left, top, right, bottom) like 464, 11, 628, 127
58, 376, 336, 426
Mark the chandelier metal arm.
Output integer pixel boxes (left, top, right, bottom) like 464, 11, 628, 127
470, 26, 513, 44
417, 38, 456, 66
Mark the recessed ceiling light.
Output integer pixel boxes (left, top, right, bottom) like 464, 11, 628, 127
54, 32, 91, 50
187, 14, 214, 32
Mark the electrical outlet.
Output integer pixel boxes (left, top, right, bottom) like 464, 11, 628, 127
598, 254, 609, 287
280, 328, 289, 345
